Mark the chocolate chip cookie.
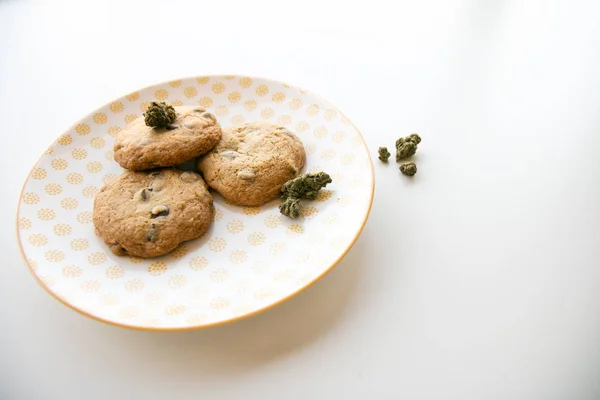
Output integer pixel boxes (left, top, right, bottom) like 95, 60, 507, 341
114, 106, 222, 171
93, 169, 214, 258
198, 121, 306, 206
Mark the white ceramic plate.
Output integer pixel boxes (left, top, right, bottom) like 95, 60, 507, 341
16, 75, 374, 330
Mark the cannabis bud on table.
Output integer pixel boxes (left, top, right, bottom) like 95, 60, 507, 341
400, 161, 417, 176
144, 101, 177, 128
378, 146, 391, 162
395, 133, 421, 161
279, 172, 332, 218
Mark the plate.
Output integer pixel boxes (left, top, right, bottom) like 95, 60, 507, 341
16, 75, 374, 330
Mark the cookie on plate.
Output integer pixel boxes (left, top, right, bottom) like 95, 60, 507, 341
93, 169, 214, 258
114, 105, 222, 171
198, 121, 306, 206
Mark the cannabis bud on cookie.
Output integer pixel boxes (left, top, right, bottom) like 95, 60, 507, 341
101, 102, 223, 258
279, 197, 301, 219
115, 106, 222, 171
144, 101, 177, 128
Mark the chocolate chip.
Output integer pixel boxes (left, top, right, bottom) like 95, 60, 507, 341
151, 205, 169, 218
140, 188, 150, 201
134, 187, 152, 202
194, 108, 205, 113
287, 161, 299, 175
166, 124, 178, 130
147, 224, 158, 242
108, 241, 127, 256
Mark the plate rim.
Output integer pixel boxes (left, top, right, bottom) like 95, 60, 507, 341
15, 74, 375, 331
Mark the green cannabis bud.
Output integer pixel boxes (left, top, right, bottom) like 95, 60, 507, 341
396, 133, 421, 161
395, 140, 417, 160
281, 172, 332, 200
406, 133, 421, 145
279, 197, 301, 219
279, 172, 332, 218
144, 101, 177, 128
400, 162, 417, 176
378, 146, 391, 162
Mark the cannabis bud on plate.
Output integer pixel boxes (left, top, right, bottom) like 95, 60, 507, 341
281, 172, 332, 200
279, 172, 332, 218
279, 198, 301, 219
144, 101, 177, 128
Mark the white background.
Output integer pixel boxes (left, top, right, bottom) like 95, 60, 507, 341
1, 0, 600, 399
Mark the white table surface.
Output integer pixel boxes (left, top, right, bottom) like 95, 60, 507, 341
2, 0, 600, 398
